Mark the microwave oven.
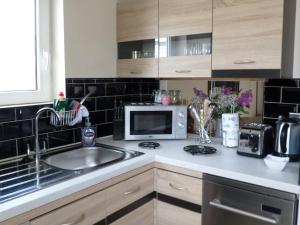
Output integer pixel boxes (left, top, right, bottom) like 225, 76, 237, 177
124, 103, 187, 140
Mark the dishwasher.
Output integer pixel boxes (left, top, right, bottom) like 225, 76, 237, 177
202, 174, 298, 225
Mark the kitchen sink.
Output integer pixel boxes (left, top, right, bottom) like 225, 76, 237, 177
43, 144, 142, 171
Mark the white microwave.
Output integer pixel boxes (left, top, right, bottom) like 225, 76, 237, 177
124, 103, 187, 140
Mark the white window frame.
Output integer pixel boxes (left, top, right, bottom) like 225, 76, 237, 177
0, 0, 52, 106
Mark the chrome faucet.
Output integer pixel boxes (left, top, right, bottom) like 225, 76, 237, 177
34, 107, 61, 170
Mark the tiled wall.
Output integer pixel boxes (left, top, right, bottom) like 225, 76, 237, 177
264, 79, 300, 126
0, 78, 159, 162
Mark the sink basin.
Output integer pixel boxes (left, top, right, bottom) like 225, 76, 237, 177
44, 145, 126, 171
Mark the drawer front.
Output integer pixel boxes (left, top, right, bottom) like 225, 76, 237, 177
117, 58, 158, 77
159, 55, 211, 78
106, 169, 154, 215
109, 200, 154, 225
156, 169, 202, 205
156, 200, 202, 225
31, 190, 106, 225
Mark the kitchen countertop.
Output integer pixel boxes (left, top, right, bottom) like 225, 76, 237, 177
0, 135, 299, 223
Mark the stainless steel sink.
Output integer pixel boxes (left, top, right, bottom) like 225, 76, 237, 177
44, 145, 127, 171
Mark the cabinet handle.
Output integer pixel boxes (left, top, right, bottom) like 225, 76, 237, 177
169, 183, 186, 191
233, 60, 256, 64
61, 213, 85, 225
130, 71, 141, 75
175, 70, 192, 74
124, 186, 141, 195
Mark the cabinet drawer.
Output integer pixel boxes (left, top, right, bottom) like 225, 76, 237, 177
31, 190, 106, 225
156, 169, 202, 205
117, 58, 158, 77
106, 169, 154, 215
156, 200, 202, 225
159, 55, 211, 78
109, 200, 154, 225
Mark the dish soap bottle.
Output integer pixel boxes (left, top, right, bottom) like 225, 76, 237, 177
82, 117, 96, 147
55, 92, 67, 112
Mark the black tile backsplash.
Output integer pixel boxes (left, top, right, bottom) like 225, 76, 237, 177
0, 78, 158, 162
264, 79, 300, 126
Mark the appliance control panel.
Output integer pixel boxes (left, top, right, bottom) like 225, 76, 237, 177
175, 106, 187, 139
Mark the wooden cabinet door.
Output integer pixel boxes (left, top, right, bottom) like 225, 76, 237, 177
156, 200, 202, 225
212, 0, 284, 70
117, 58, 158, 77
117, 0, 158, 42
159, 0, 212, 37
109, 200, 154, 225
31, 190, 106, 225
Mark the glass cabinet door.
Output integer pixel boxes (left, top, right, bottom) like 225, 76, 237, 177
159, 33, 212, 58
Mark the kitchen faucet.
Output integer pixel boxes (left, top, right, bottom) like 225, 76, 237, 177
34, 107, 61, 186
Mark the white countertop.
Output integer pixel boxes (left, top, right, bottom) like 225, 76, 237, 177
0, 135, 299, 223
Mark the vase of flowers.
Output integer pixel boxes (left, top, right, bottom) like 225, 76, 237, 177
191, 86, 253, 144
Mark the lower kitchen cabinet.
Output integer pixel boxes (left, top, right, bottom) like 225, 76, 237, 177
156, 200, 202, 225
109, 200, 155, 225
30, 190, 106, 225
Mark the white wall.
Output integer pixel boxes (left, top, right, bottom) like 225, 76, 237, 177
294, 0, 300, 78
63, 0, 117, 78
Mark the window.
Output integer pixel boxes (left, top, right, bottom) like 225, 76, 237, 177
0, 0, 52, 106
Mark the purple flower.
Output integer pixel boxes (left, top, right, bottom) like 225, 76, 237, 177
236, 90, 253, 108
193, 88, 208, 99
221, 86, 233, 95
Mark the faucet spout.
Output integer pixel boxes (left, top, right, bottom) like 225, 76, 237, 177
35, 107, 61, 165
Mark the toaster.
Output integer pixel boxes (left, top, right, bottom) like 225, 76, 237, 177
238, 123, 274, 158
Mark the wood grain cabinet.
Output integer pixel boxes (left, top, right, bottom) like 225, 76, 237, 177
109, 200, 155, 225
158, 0, 213, 78
117, 0, 159, 77
212, 0, 284, 71
157, 201, 202, 225
31, 190, 106, 225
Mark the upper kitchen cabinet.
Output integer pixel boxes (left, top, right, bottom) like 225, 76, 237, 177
63, 0, 117, 78
117, 0, 159, 77
159, 0, 213, 78
212, 0, 284, 77
117, 0, 158, 42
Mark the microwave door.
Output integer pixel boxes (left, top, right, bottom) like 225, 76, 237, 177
126, 110, 175, 140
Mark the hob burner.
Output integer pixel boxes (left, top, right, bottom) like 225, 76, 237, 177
184, 145, 217, 155
138, 142, 160, 149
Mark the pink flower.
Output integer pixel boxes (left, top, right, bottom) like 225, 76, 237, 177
221, 86, 233, 95
193, 88, 208, 99
236, 90, 253, 108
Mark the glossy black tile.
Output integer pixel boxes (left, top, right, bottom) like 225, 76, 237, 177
264, 103, 297, 118
90, 111, 106, 125
85, 84, 105, 97
265, 79, 299, 87
0, 140, 17, 160
96, 97, 115, 110
263, 118, 277, 127
97, 123, 113, 137
48, 130, 74, 148
0, 120, 33, 141
264, 87, 281, 102
66, 84, 85, 98
126, 82, 142, 95
16, 105, 51, 120
71, 79, 95, 84
106, 110, 114, 123
106, 83, 127, 96
142, 95, 154, 102
123, 95, 141, 103
82, 98, 96, 112
0, 108, 15, 123
35, 117, 59, 134
282, 88, 300, 104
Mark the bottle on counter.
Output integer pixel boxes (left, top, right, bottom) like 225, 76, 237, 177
55, 92, 67, 112
81, 117, 96, 147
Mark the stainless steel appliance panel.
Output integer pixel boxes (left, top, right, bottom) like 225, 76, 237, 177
202, 175, 298, 225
